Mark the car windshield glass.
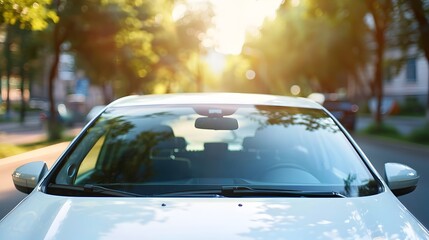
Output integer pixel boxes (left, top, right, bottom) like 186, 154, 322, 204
50, 105, 380, 197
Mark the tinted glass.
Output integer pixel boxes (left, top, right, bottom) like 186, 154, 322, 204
51, 105, 380, 197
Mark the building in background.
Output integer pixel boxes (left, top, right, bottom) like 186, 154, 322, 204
383, 47, 428, 114
31, 51, 104, 122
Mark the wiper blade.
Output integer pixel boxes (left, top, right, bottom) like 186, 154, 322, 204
154, 186, 346, 198
221, 186, 346, 198
47, 183, 143, 197
83, 184, 144, 197
154, 189, 223, 197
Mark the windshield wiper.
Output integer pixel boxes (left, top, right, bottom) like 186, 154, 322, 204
82, 184, 144, 197
155, 186, 346, 198
154, 189, 223, 197
220, 186, 347, 198
47, 183, 144, 197
48, 184, 346, 198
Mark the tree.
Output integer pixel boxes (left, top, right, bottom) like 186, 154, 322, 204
65, 0, 154, 99
60, 0, 213, 96
242, 0, 369, 96
147, 1, 214, 93
366, 0, 393, 128
0, 0, 58, 123
43, 0, 164, 139
0, 0, 58, 30
3, 25, 13, 119
407, 0, 429, 120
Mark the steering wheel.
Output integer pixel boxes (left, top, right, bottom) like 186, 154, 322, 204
260, 163, 319, 184
264, 163, 308, 173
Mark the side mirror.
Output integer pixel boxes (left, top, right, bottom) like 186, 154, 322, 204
12, 161, 48, 194
384, 162, 419, 196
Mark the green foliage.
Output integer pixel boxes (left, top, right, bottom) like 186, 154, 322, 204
241, 0, 369, 95
408, 123, 429, 144
363, 122, 402, 138
148, 1, 214, 93
53, 0, 214, 96
0, 143, 27, 158
0, 0, 58, 30
56, 0, 159, 95
398, 97, 425, 116
220, 55, 257, 93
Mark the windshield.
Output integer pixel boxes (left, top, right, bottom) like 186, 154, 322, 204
49, 104, 380, 197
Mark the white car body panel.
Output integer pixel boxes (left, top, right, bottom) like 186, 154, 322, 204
1, 190, 428, 240
109, 93, 322, 109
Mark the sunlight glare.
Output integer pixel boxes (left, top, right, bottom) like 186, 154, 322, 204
176, 0, 282, 55
212, 0, 282, 54
291, 0, 301, 7
245, 70, 256, 80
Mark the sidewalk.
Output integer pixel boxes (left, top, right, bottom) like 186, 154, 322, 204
0, 115, 41, 132
0, 116, 83, 145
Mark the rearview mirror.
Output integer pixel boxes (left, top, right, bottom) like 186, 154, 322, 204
195, 117, 239, 130
12, 161, 48, 194
384, 162, 419, 196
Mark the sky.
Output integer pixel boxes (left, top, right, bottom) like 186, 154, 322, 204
210, 0, 282, 54
174, 0, 282, 55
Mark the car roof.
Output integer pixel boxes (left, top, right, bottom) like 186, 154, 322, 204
107, 93, 323, 109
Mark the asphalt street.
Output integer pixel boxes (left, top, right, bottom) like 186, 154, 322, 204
0, 116, 83, 145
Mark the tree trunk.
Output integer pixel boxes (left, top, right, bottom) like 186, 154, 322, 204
4, 26, 12, 120
19, 62, 26, 124
47, 23, 63, 141
374, 31, 385, 129
102, 81, 113, 104
366, 0, 392, 130
19, 30, 27, 124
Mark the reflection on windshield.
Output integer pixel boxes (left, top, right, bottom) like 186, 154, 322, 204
253, 106, 339, 133
52, 105, 380, 197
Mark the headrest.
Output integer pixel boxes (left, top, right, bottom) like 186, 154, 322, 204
204, 142, 228, 152
155, 137, 187, 150
253, 125, 291, 150
150, 125, 174, 135
242, 136, 258, 151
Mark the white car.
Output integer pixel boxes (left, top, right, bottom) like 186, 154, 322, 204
1, 93, 428, 239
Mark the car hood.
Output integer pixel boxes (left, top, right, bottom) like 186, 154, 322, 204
1, 191, 428, 240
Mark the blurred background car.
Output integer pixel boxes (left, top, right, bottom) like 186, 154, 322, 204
39, 103, 75, 127
323, 99, 359, 131
308, 93, 359, 131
